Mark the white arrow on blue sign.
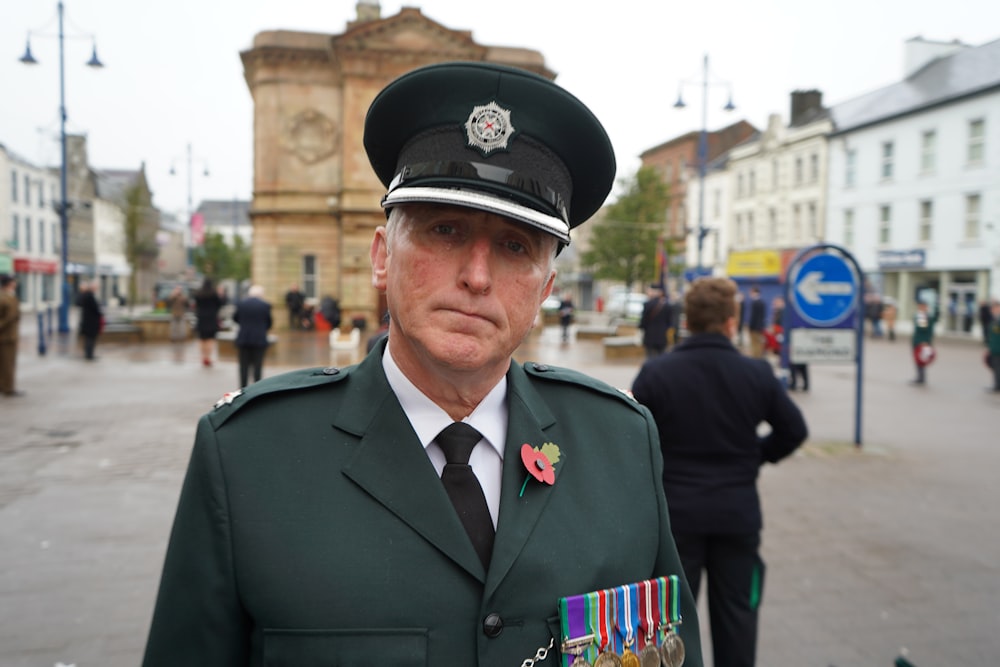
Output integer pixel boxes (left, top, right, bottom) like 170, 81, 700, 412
791, 254, 858, 327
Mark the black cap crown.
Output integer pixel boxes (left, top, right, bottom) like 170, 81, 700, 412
364, 61, 615, 244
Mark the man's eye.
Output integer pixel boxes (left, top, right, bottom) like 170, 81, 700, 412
431, 224, 457, 236
504, 240, 527, 254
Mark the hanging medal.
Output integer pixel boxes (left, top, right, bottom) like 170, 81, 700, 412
636, 578, 662, 667
559, 593, 595, 667
658, 575, 686, 667
614, 583, 641, 667
592, 588, 623, 667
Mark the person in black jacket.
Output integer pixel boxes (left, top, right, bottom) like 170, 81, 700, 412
632, 277, 808, 667
747, 285, 767, 358
639, 283, 671, 358
76, 280, 103, 361
232, 285, 273, 388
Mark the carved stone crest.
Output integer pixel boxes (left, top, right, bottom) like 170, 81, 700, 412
283, 109, 339, 164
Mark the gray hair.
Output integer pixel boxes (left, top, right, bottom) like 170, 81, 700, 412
248, 284, 265, 298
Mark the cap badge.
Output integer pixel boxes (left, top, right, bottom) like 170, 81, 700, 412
465, 101, 515, 155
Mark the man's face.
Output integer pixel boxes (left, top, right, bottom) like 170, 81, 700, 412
371, 204, 556, 377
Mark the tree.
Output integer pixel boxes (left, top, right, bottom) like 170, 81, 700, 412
122, 182, 159, 310
580, 166, 673, 293
192, 231, 251, 283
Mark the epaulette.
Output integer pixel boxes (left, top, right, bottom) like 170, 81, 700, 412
206, 365, 351, 429
521, 360, 644, 414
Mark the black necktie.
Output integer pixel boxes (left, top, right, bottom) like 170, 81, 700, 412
436, 422, 495, 568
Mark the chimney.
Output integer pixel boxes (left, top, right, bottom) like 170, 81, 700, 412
903, 36, 968, 78
355, 0, 381, 23
790, 90, 823, 126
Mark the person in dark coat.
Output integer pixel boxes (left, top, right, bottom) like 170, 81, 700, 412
639, 283, 671, 358
320, 295, 342, 331
76, 280, 103, 361
232, 285, 273, 388
632, 277, 807, 667
284, 284, 305, 330
910, 300, 939, 385
142, 61, 703, 667
980, 299, 994, 347
193, 278, 224, 367
557, 289, 574, 342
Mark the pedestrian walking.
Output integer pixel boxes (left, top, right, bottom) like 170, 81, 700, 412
883, 298, 898, 342
232, 285, 272, 388
192, 278, 224, 367
165, 286, 189, 342
557, 289, 574, 342
632, 277, 807, 667
142, 60, 703, 667
76, 280, 103, 361
987, 299, 1000, 393
910, 300, 939, 386
639, 283, 671, 358
284, 284, 305, 330
0, 274, 23, 396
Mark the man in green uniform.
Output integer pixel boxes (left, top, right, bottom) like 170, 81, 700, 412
910, 300, 939, 385
987, 299, 1000, 392
142, 62, 703, 667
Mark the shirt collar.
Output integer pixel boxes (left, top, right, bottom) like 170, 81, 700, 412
382, 341, 507, 460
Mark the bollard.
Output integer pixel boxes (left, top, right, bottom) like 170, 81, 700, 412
37, 312, 47, 356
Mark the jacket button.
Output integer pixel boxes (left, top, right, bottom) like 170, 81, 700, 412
482, 613, 504, 637
322, 367, 340, 375
532, 363, 549, 372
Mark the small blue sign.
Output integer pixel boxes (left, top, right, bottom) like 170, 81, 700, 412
790, 254, 858, 327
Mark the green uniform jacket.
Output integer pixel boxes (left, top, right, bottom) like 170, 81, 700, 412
988, 320, 1000, 356
142, 342, 703, 667
911, 308, 939, 347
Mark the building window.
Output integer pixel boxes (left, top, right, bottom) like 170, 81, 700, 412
772, 159, 779, 190
748, 170, 756, 196
794, 157, 803, 185
768, 208, 777, 243
52, 221, 59, 253
24, 175, 31, 206
736, 173, 744, 198
747, 212, 755, 246
964, 194, 981, 240
302, 255, 317, 299
920, 130, 936, 174
808, 202, 818, 240
967, 118, 985, 165
881, 141, 894, 180
38, 181, 45, 208
792, 204, 802, 241
844, 209, 855, 246
10, 171, 17, 203
809, 154, 819, 182
39, 218, 45, 253
879, 205, 891, 244
845, 149, 856, 187
918, 200, 933, 242
24, 216, 32, 252
11, 214, 18, 249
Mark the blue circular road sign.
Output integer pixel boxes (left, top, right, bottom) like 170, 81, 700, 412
790, 253, 859, 327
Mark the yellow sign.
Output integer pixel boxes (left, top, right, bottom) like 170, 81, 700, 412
726, 250, 781, 277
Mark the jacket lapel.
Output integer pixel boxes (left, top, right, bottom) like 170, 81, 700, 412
486, 363, 559, 597
337, 350, 487, 581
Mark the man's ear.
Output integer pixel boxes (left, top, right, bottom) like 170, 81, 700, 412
370, 226, 389, 291
540, 270, 556, 304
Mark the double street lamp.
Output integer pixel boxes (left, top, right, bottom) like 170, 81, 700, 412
673, 53, 735, 275
19, 1, 104, 334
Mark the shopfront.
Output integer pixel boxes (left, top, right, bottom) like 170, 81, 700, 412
13, 257, 59, 312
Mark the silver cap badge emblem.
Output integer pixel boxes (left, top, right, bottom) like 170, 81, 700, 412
465, 101, 515, 155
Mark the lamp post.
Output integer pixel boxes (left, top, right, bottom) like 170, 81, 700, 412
20, 1, 103, 334
673, 53, 735, 275
170, 142, 210, 267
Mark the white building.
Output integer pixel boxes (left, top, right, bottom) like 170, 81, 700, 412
0, 143, 61, 313
826, 36, 1000, 339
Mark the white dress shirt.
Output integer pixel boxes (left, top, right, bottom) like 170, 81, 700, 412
382, 342, 506, 528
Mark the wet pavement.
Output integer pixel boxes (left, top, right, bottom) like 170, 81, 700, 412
1, 319, 998, 667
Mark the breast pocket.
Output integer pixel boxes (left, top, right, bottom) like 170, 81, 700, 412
263, 628, 427, 667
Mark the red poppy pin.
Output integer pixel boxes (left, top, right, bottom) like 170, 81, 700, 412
519, 442, 562, 496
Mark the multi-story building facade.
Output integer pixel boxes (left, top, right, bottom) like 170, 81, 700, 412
826, 37, 1000, 339
0, 142, 61, 313
724, 91, 832, 309
640, 120, 756, 267
194, 199, 252, 249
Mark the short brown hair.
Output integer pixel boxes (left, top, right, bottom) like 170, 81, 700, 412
684, 277, 737, 335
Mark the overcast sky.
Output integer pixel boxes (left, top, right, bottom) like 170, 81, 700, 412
3, 0, 999, 219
